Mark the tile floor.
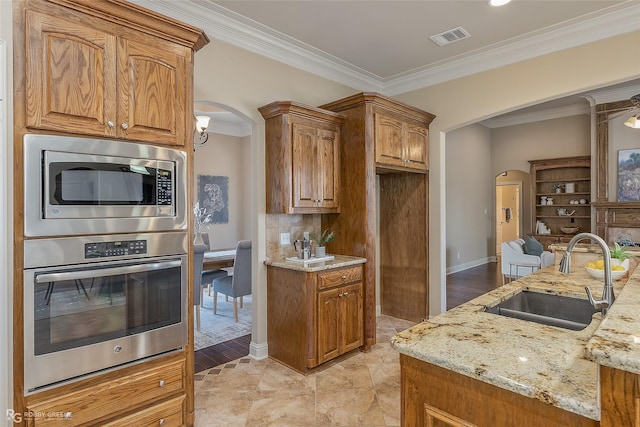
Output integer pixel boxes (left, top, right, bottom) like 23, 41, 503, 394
194, 315, 416, 427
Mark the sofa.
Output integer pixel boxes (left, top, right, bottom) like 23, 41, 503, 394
500, 238, 555, 285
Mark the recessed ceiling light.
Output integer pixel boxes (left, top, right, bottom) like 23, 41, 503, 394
489, 0, 511, 6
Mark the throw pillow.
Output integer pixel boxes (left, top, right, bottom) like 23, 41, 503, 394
523, 236, 544, 257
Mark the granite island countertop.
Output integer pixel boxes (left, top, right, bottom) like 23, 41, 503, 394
264, 254, 366, 272
391, 264, 638, 421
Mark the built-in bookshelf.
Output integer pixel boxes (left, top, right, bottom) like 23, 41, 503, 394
529, 156, 591, 249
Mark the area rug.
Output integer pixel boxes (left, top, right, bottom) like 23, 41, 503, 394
194, 291, 252, 351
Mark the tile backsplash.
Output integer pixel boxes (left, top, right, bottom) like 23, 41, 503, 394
266, 214, 321, 260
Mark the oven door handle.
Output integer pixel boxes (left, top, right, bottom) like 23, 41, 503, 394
34, 260, 182, 284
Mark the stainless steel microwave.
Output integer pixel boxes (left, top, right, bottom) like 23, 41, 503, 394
24, 134, 187, 237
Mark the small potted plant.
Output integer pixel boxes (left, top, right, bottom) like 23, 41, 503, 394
552, 183, 565, 193
311, 229, 335, 257
610, 242, 634, 270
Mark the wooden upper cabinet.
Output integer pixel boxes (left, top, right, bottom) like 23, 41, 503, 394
374, 111, 429, 172
26, 10, 118, 137
260, 101, 345, 214
290, 120, 340, 211
117, 36, 188, 144
24, 6, 198, 146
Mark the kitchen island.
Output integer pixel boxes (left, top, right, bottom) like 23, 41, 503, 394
392, 259, 640, 426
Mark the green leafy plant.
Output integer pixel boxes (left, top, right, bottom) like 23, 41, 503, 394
311, 229, 335, 247
611, 242, 634, 260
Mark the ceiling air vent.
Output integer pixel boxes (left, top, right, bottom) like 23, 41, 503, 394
430, 26, 470, 46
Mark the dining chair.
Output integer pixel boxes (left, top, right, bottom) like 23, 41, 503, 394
212, 240, 251, 322
194, 243, 228, 331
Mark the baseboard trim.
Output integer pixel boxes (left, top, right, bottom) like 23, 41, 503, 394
447, 257, 496, 275
249, 340, 268, 360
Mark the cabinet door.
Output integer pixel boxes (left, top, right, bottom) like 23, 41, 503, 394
25, 10, 117, 137
117, 36, 188, 145
425, 404, 478, 427
405, 124, 428, 171
317, 128, 340, 209
375, 113, 405, 168
317, 287, 341, 364
341, 282, 364, 353
292, 123, 320, 208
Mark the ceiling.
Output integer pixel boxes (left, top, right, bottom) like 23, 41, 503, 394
133, 0, 640, 95
131, 0, 640, 131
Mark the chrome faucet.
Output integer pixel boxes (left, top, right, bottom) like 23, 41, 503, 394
559, 232, 614, 315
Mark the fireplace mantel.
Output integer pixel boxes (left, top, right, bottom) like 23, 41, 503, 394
593, 202, 640, 244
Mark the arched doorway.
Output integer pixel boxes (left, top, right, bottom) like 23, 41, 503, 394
495, 170, 530, 258
193, 101, 256, 352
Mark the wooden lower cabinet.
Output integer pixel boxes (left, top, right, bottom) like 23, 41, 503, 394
600, 365, 640, 427
400, 354, 598, 427
24, 358, 186, 426
317, 281, 364, 364
267, 263, 364, 373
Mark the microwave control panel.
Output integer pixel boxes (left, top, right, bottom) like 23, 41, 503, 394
85, 240, 147, 258
157, 170, 173, 205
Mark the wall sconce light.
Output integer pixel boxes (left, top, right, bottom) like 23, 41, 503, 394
195, 115, 211, 147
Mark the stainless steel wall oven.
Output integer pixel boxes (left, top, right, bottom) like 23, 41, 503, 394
23, 231, 188, 393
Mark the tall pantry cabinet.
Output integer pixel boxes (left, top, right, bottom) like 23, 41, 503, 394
13, 0, 208, 425
320, 93, 435, 332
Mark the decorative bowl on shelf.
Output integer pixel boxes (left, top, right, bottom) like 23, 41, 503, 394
585, 259, 629, 281
560, 226, 579, 234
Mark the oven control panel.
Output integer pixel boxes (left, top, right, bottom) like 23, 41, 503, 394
85, 239, 147, 258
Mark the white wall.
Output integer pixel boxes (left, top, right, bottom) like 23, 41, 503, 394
491, 115, 591, 176
193, 132, 251, 249
445, 124, 493, 273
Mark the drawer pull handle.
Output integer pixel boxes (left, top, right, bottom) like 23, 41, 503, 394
339, 293, 343, 297
107, 120, 114, 127
121, 123, 129, 130
64, 412, 72, 420
159, 419, 165, 425
159, 379, 165, 387
343, 291, 349, 296
341, 275, 346, 280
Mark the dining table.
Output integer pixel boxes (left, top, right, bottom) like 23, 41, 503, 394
202, 249, 236, 270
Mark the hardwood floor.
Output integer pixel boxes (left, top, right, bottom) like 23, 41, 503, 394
194, 334, 250, 373
446, 261, 502, 310
194, 261, 502, 371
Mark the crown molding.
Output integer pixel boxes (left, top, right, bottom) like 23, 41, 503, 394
480, 104, 590, 129
583, 83, 640, 105
210, 118, 251, 138
131, 0, 640, 96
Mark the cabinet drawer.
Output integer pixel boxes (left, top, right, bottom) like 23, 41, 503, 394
318, 266, 362, 290
26, 360, 185, 427
101, 395, 185, 427
610, 209, 640, 225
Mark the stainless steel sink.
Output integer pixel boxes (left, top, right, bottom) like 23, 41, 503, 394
485, 291, 598, 331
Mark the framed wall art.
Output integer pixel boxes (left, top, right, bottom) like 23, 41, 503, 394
197, 175, 229, 224
617, 149, 640, 202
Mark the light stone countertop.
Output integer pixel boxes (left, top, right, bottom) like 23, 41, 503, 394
264, 254, 366, 272
585, 271, 640, 374
391, 264, 636, 421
